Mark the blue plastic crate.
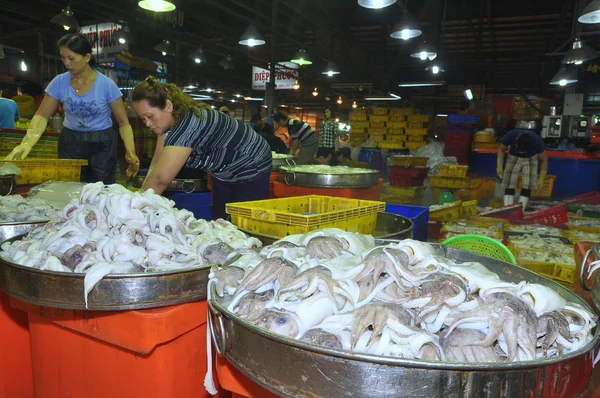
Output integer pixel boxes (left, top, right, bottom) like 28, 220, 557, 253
448, 114, 480, 125
385, 203, 429, 241
165, 192, 213, 220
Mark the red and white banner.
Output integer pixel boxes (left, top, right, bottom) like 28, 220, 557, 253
252, 62, 299, 90
79, 23, 128, 63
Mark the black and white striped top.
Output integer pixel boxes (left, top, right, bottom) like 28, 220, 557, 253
164, 108, 272, 182
287, 119, 319, 147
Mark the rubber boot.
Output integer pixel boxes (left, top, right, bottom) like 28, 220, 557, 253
503, 195, 514, 206
519, 196, 529, 210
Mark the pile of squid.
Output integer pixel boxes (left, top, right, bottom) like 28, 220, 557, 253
0, 195, 59, 222
209, 229, 596, 363
0, 182, 261, 306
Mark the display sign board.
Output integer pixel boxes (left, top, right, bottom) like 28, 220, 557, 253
252, 62, 299, 90
79, 23, 128, 63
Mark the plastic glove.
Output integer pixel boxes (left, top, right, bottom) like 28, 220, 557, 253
4, 114, 48, 160
536, 171, 547, 190
125, 151, 140, 177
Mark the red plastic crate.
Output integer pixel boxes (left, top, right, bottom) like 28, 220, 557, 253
522, 204, 569, 225
390, 175, 426, 187
389, 166, 430, 178
564, 192, 599, 202
564, 192, 600, 205
428, 220, 443, 240
479, 204, 524, 220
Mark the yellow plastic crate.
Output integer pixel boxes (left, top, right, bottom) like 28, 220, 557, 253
353, 108, 367, 115
226, 195, 385, 237
516, 259, 574, 289
516, 175, 556, 198
567, 216, 600, 234
349, 132, 367, 141
380, 194, 422, 205
350, 127, 367, 134
350, 114, 368, 122
473, 133, 495, 143
369, 115, 389, 123
369, 121, 386, 128
473, 143, 500, 150
383, 134, 406, 143
438, 164, 469, 178
378, 142, 405, 149
430, 201, 463, 222
407, 114, 430, 123
467, 215, 509, 228
390, 156, 428, 167
368, 127, 388, 135
409, 121, 426, 129
350, 121, 370, 129
461, 200, 478, 218
405, 142, 427, 150
369, 133, 386, 142
429, 175, 471, 189
387, 128, 406, 136
0, 159, 88, 184
390, 108, 412, 115
389, 114, 407, 122
387, 121, 407, 129
407, 135, 427, 142
372, 108, 388, 115
406, 128, 428, 136
384, 185, 424, 199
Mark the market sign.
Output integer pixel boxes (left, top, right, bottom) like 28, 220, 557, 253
252, 62, 299, 90
79, 23, 128, 63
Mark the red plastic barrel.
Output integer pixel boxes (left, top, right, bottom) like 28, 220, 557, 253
216, 355, 279, 398
0, 290, 34, 398
11, 298, 229, 398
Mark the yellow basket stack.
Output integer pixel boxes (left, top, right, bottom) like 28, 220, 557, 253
226, 195, 386, 236
429, 175, 472, 189
390, 156, 428, 167
372, 107, 388, 116
407, 114, 430, 129
511, 247, 575, 289
429, 201, 464, 222
348, 132, 367, 146
438, 163, 468, 178
0, 159, 88, 184
515, 175, 556, 198
460, 200, 478, 218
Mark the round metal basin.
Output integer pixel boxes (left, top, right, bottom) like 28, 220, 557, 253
239, 212, 413, 245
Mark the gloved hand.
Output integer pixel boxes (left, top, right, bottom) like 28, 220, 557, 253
536, 171, 547, 190
4, 114, 48, 160
125, 151, 140, 177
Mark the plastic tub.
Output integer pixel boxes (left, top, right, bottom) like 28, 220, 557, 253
384, 203, 429, 241
11, 298, 223, 398
0, 291, 34, 398
271, 180, 383, 201
358, 148, 384, 172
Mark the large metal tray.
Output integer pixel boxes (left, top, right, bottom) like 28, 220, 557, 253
272, 155, 294, 170
131, 176, 208, 193
279, 166, 379, 188
0, 237, 211, 310
208, 243, 600, 398
0, 221, 48, 244
240, 212, 413, 246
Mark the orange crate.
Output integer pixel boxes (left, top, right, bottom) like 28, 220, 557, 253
11, 298, 220, 398
0, 291, 34, 397
217, 356, 279, 398
272, 179, 382, 200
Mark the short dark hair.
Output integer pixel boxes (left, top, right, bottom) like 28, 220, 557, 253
515, 133, 535, 152
272, 111, 288, 123
57, 33, 96, 66
316, 147, 333, 159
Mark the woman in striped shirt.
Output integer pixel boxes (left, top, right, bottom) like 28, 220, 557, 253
272, 111, 318, 164
132, 76, 272, 220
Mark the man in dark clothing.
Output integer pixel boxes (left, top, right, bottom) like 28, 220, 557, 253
251, 113, 288, 154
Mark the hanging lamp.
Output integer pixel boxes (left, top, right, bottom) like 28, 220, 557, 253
550, 67, 578, 86
578, 0, 600, 24
51, 5, 79, 30
189, 48, 207, 64
390, 8, 421, 40
138, 0, 176, 12
154, 40, 173, 56
239, 25, 266, 47
219, 55, 234, 70
290, 49, 312, 66
322, 62, 341, 76
410, 42, 437, 61
562, 39, 599, 65
358, 0, 397, 9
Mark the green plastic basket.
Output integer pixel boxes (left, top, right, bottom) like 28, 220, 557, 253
443, 234, 517, 264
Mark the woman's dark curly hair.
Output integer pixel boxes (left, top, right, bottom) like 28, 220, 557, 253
132, 76, 210, 124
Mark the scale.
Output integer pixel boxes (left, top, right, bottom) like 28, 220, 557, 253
567, 116, 591, 139
541, 115, 563, 138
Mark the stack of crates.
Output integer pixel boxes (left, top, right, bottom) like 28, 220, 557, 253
0, 132, 58, 159
443, 114, 480, 164
349, 108, 369, 146
381, 156, 429, 204
404, 114, 430, 151
368, 108, 389, 146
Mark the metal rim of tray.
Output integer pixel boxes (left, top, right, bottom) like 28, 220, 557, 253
0, 235, 212, 310
0, 220, 49, 244
279, 166, 379, 188
208, 243, 600, 398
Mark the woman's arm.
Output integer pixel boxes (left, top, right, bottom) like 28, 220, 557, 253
141, 145, 192, 195
496, 143, 507, 178
109, 98, 139, 176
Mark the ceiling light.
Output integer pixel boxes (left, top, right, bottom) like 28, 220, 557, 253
139, 0, 175, 12
239, 25, 266, 47
290, 49, 312, 66
154, 40, 173, 56
562, 39, 599, 65
464, 89, 473, 101
115, 26, 134, 44
312, 87, 319, 96
579, 0, 600, 23
425, 63, 444, 74
436, 114, 448, 117
51, 6, 79, 31
390, 11, 422, 40
20, 60, 27, 72
279, 104, 288, 107
233, 94, 243, 98
389, 93, 401, 99
219, 55, 234, 70
352, 101, 358, 108
337, 96, 343, 104
244, 97, 264, 101
410, 42, 437, 61
322, 62, 341, 76
550, 67, 578, 86
358, 0, 396, 8
189, 48, 207, 64
293, 80, 300, 90
365, 96, 401, 101
398, 81, 445, 87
